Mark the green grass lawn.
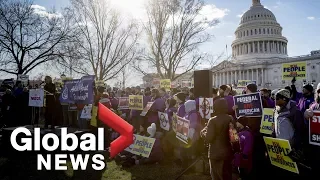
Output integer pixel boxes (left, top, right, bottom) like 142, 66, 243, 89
103, 160, 211, 180
0, 157, 211, 180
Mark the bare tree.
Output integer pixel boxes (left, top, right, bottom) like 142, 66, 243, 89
68, 0, 140, 81
136, 0, 219, 80
0, 0, 76, 77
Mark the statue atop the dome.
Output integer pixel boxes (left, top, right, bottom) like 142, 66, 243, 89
252, 0, 262, 6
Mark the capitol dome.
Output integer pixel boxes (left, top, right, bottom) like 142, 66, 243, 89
231, 0, 288, 62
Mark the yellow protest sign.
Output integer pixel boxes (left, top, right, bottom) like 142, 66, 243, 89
264, 137, 299, 174
90, 106, 98, 127
282, 61, 306, 80
260, 108, 274, 135
160, 79, 171, 91
124, 134, 156, 158
129, 95, 143, 110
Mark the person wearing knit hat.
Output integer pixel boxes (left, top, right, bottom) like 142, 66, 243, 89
234, 116, 253, 179
174, 92, 187, 117
297, 84, 315, 114
246, 83, 257, 94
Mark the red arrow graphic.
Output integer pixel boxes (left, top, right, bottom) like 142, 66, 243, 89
98, 103, 133, 158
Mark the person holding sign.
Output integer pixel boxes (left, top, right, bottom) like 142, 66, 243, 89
233, 116, 253, 180
44, 76, 56, 129
200, 98, 233, 180
303, 83, 320, 178
146, 89, 165, 129
180, 100, 202, 167
274, 89, 304, 148
174, 92, 187, 117
135, 123, 164, 165
165, 98, 177, 127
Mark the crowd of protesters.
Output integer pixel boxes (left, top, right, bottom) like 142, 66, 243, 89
1, 75, 320, 180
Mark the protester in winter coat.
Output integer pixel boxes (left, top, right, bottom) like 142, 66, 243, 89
274, 89, 296, 146
200, 98, 233, 180
135, 123, 164, 165
304, 83, 320, 179
14, 82, 24, 97
297, 84, 314, 114
179, 100, 201, 168
219, 85, 234, 116
233, 83, 269, 180
44, 76, 56, 129
174, 92, 187, 117
234, 116, 253, 180
146, 89, 165, 129
1, 89, 15, 127
260, 88, 275, 108
159, 87, 170, 101
165, 98, 177, 125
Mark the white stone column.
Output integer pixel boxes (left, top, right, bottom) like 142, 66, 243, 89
261, 69, 264, 87
247, 70, 249, 80
219, 73, 222, 86
251, 69, 254, 80
235, 70, 238, 83
267, 41, 270, 53
248, 43, 251, 54
257, 41, 260, 53
262, 41, 265, 53
226, 71, 229, 84
256, 69, 259, 84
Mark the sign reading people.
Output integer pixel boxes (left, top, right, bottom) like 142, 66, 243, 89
118, 97, 129, 109
176, 117, 190, 144
125, 134, 155, 158
160, 79, 171, 91
233, 92, 263, 118
282, 61, 306, 80
29, 89, 44, 107
59, 75, 95, 104
199, 98, 214, 119
264, 137, 299, 174
158, 112, 170, 131
260, 108, 274, 135
140, 102, 154, 116
309, 111, 320, 146
129, 95, 143, 110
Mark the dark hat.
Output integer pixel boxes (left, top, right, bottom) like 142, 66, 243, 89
219, 85, 228, 91
212, 98, 228, 115
246, 83, 257, 93
276, 89, 291, 99
174, 92, 187, 102
303, 84, 313, 93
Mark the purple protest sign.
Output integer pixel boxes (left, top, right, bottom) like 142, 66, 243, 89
233, 92, 263, 118
59, 75, 95, 104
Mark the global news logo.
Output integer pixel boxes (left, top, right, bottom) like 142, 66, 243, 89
10, 127, 107, 171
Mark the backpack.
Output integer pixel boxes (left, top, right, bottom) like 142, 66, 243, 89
288, 107, 306, 150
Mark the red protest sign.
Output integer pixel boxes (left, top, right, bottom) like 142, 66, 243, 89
309, 111, 320, 146
98, 103, 134, 158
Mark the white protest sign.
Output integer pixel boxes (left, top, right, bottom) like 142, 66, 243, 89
80, 104, 93, 119
158, 112, 170, 131
18, 74, 29, 86
124, 134, 156, 158
199, 98, 214, 119
28, 89, 44, 107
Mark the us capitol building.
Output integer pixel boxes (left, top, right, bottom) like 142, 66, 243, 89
212, 0, 320, 91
